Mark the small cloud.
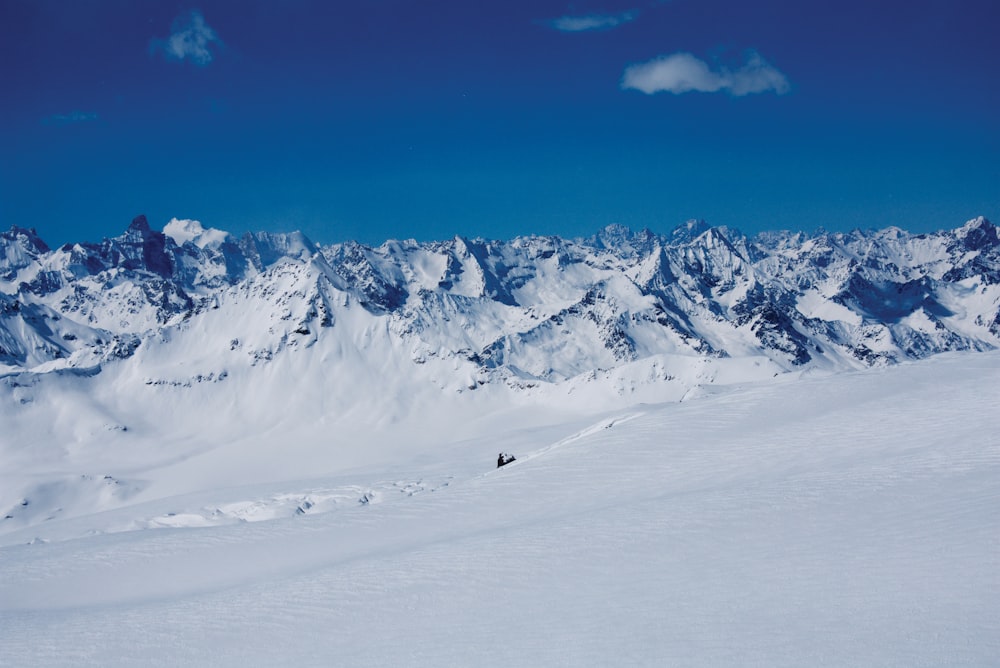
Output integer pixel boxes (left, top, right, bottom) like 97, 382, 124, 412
621, 50, 790, 96
43, 111, 99, 125
152, 10, 221, 66
549, 10, 638, 32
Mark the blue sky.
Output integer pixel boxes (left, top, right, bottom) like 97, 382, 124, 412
2, 0, 997, 246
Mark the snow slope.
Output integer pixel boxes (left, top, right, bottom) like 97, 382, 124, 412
1, 351, 997, 666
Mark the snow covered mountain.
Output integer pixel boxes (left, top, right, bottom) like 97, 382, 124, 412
3, 216, 999, 665
3, 213, 997, 499
3, 213, 999, 466
2, 215, 998, 380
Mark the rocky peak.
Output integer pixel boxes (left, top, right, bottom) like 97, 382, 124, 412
127, 214, 152, 235
955, 216, 997, 251
2, 226, 50, 254
1, 226, 51, 280
669, 219, 711, 245
590, 223, 658, 258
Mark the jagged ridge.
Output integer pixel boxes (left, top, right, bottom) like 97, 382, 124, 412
1, 215, 999, 380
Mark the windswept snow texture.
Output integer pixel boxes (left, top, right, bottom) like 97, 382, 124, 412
0, 353, 998, 666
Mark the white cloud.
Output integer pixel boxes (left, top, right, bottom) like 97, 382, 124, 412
153, 10, 221, 66
621, 51, 790, 96
43, 111, 98, 125
549, 10, 638, 32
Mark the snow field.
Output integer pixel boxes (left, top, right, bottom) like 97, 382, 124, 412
0, 352, 998, 666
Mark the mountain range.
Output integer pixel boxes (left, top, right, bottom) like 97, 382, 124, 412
2, 214, 998, 382
3, 212, 999, 539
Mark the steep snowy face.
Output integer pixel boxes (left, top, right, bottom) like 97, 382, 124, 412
0, 226, 50, 287
0, 294, 112, 372
1, 216, 999, 381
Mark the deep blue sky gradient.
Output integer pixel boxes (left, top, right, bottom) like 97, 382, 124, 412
2, 0, 998, 246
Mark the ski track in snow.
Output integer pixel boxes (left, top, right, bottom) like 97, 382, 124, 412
493, 411, 646, 469
0, 353, 998, 666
